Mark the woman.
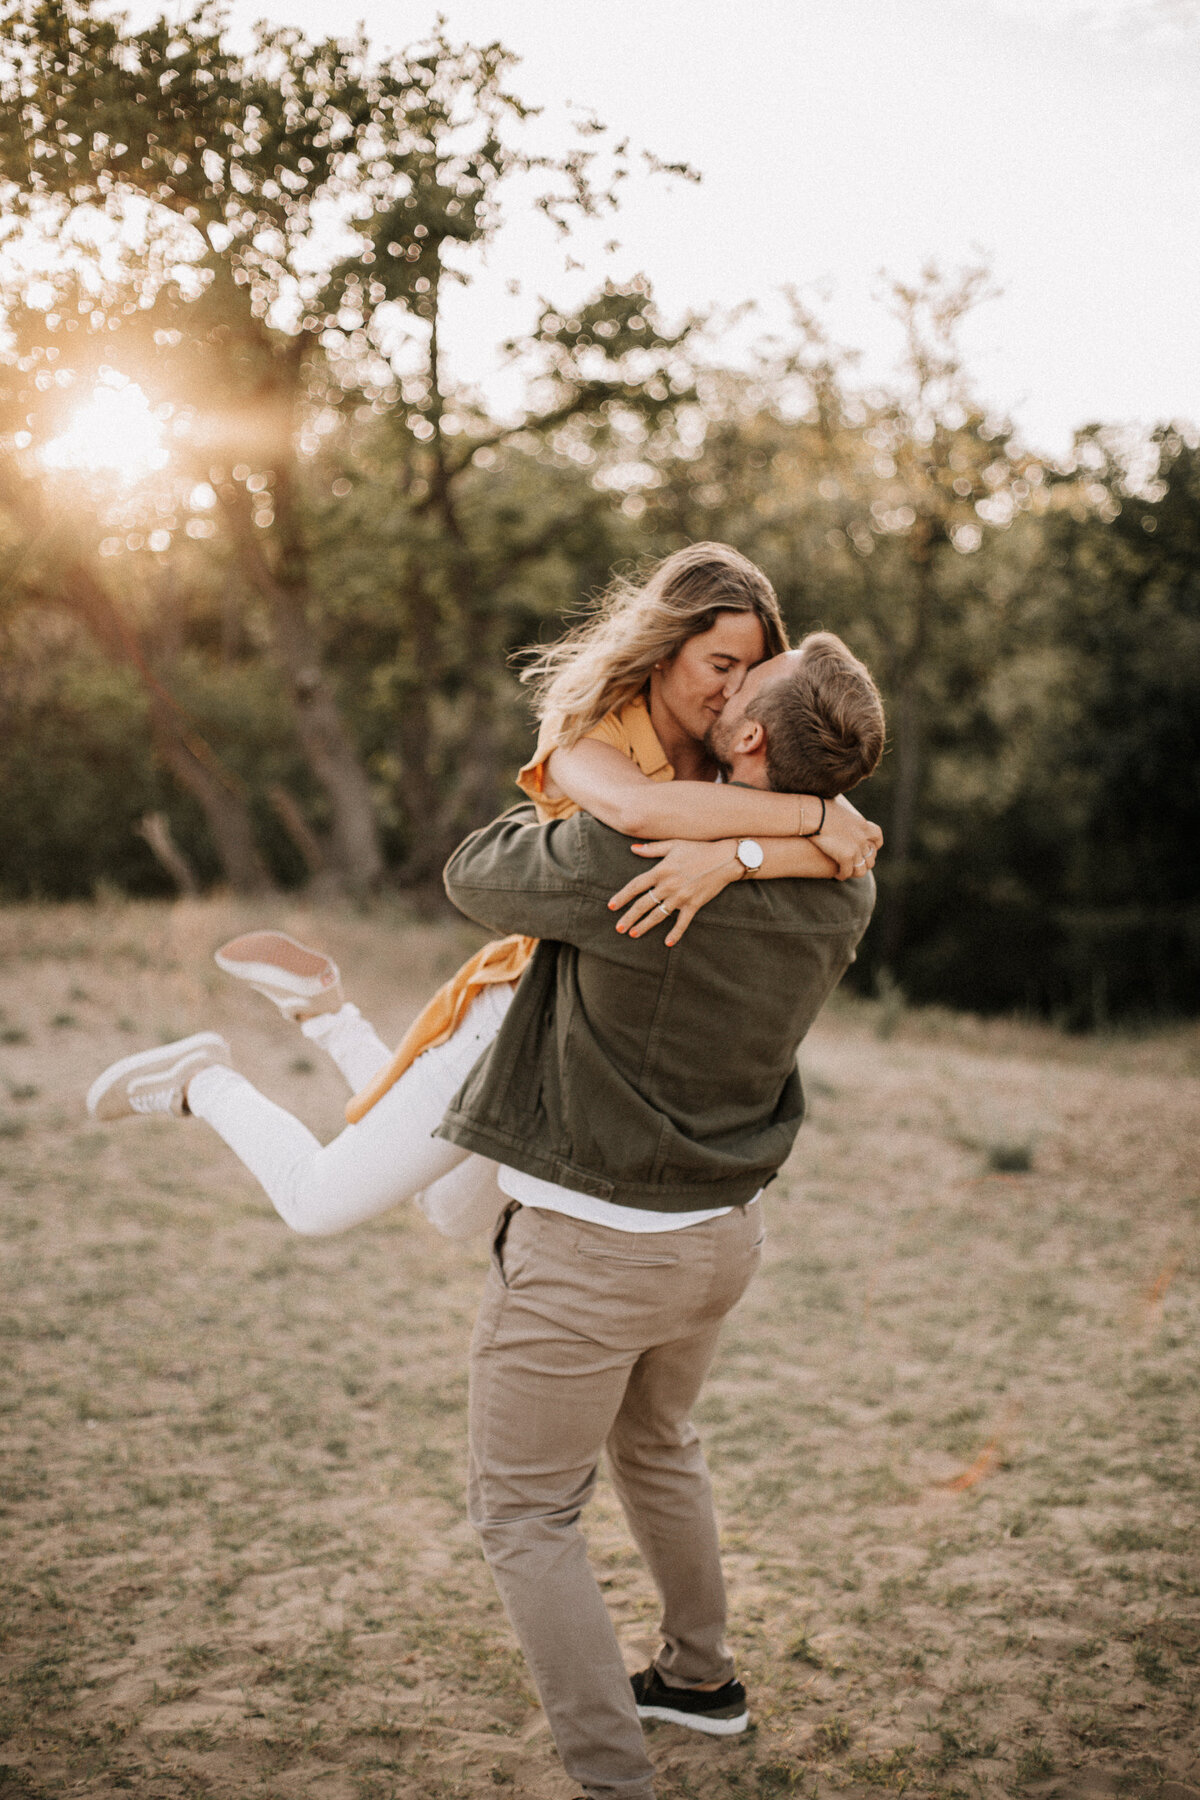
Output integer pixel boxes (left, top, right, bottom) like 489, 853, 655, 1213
86, 543, 881, 1241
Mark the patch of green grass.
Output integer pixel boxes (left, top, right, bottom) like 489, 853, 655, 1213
0, 1765, 54, 1799
809, 1715, 853, 1755
786, 1632, 823, 1667
936, 1583, 977, 1610
751, 1761, 806, 1794
1014, 1740, 1054, 1782
929, 1722, 999, 1768
1068, 1709, 1127, 1748
11, 1649, 77, 1701
261, 1629, 360, 1706
166, 1642, 225, 1676
159, 1725, 222, 1752
259, 1719, 328, 1768
1094, 1524, 1163, 1554
1132, 1641, 1171, 1685
845, 1745, 919, 1787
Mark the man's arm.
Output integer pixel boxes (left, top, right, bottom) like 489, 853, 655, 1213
443, 805, 595, 942
548, 740, 882, 876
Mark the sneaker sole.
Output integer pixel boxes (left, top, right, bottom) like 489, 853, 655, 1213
214, 932, 338, 992
86, 1032, 229, 1120
635, 1704, 750, 1737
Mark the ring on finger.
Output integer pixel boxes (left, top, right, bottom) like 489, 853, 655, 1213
655, 900, 671, 918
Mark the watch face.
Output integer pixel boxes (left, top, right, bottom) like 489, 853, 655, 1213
737, 837, 765, 871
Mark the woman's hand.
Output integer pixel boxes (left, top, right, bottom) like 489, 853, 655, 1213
607, 839, 741, 946
813, 795, 883, 879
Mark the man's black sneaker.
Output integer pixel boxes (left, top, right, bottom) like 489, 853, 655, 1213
630, 1666, 749, 1736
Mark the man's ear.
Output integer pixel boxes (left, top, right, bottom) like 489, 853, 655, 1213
737, 716, 767, 757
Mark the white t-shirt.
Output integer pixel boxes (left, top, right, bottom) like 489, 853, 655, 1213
498, 1164, 759, 1233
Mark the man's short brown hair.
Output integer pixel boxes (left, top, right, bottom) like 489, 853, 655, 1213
747, 631, 885, 798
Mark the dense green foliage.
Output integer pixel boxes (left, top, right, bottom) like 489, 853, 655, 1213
0, 2, 1196, 1022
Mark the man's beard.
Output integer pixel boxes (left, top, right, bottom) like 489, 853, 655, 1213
703, 716, 734, 777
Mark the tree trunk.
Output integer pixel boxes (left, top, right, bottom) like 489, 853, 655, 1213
148, 698, 276, 894
415, 332, 508, 865
877, 530, 935, 968
446, 667, 505, 840
64, 563, 275, 894
876, 660, 920, 969
392, 561, 452, 884
887, 664, 922, 870
221, 476, 385, 894
267, 581, 385, 890
1, 465, 276, 895
267, 783, 328, 878
135, 811, 200, 896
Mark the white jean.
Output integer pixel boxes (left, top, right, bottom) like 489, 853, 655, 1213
187, 986, 514, 1241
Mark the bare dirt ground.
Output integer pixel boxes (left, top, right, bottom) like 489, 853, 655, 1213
0, 895, 1196, 1800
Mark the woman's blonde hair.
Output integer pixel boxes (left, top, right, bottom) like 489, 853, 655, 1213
521, 542, 789, 746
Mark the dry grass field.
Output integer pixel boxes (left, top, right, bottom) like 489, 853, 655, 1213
0, 895, 1197, 1800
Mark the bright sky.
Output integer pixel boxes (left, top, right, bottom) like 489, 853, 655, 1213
142, 0, 1199, 457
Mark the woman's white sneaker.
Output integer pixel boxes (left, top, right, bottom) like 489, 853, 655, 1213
86, 1033, 232, 1121
213, 931, 343, 1021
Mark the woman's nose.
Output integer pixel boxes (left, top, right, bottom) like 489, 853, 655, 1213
722, 669, 745, 698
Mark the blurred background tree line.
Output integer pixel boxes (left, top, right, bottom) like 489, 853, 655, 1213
1, 1, 1197, 1025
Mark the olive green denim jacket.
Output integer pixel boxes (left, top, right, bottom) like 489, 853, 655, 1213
436, 805, 874, 1213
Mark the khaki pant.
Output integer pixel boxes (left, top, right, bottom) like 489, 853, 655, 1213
468, 1200, 765, 1800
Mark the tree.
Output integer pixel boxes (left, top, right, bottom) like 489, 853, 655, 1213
1025, 424, 1200, 1019
322, 272, 702, 877
0, 325, 278, 893
633, 268, 1042, 970
0, 0, 689, 886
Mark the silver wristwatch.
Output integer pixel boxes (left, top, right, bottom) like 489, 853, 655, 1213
734, 837, 765, 878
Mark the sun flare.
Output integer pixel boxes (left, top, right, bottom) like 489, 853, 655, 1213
41, 372, 169, 484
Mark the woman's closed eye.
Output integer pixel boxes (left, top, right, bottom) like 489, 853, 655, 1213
711, 658, 751, 693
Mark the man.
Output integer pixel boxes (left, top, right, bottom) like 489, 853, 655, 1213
436, 635, 884, 1800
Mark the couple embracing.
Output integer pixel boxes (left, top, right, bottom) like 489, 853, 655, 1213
89, 542, 884, 1800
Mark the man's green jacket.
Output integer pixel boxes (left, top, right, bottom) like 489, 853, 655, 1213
436, 805, 874, 1213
